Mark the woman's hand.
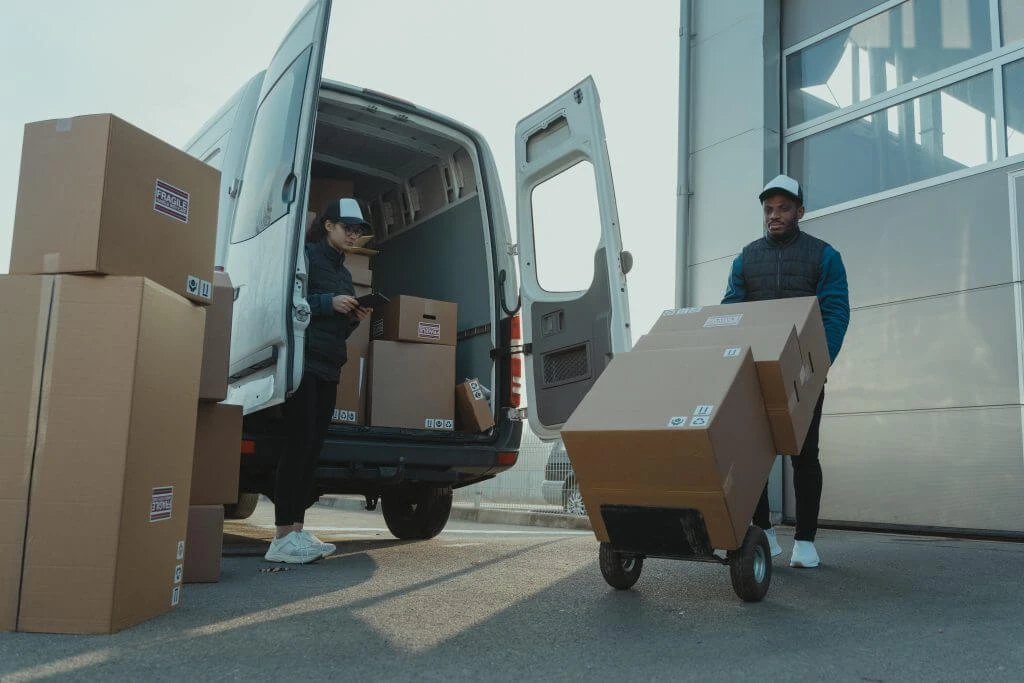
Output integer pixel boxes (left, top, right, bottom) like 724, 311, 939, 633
332, 295, 359, 314
350, 307, 372, 321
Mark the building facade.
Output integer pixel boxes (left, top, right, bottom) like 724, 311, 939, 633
681, 0, 1024, 535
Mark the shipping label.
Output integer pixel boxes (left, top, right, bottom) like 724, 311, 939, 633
723, 347, 742, 358
417, 321, 441, 340
174, 564, 183, 585
661, 306, 703, 317
469, 380, 484, 401
693, 405, 714, 417
424, 418, 454, 430
667, 416, 688, 428
333, 409, 358, 423
186, 275, 212, 301
171, 586, 180, 607
703, 314, 743, 328
154, 179, 190, 223
176, 540, 186, 561
690, 416, 709, 427
150, 486, 173, 522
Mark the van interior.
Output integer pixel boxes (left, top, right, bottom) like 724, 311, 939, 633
308, 86, 499, 433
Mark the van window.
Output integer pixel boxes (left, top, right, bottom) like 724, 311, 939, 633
231, 47, 312, 244
530, 160, 601, 293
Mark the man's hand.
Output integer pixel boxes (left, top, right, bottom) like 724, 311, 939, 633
332, 295, 359, 314
350, 306, 372, 321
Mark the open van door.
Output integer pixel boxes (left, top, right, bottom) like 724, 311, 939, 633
224, 0, 331, 415
515, 76, 632, 440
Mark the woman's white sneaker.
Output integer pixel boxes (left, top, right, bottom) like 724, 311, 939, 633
300, 530, 337, 558
264, 531, 323, 564
764, 527, 783, 557
790, 540, 820, 568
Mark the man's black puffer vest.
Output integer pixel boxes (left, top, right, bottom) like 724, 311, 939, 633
305, 238, 355, 383
741, 229, 826, 301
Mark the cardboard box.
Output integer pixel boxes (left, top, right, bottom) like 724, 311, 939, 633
648, 297, 830, 454
183, 505, 224, 584
308, 176, 354, 218
199, 271, 234, 401
333, 343, 367, 425
191, 403, 242, 506
0, 276, 53, 632
11, 275, 204, 634
345, 251, 373, 282
561, 346, 776, 551
10, 114, 219, 305
456, 379, 495, 432
368, 341, 456, 430
372, 295, 458, 346
635, 325, 813, 455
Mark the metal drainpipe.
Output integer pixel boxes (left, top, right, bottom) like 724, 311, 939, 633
675, 0, 694, 309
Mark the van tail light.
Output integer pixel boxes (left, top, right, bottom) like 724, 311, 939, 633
497, 451, 518, 466
510, 313, 524, 408
240, 439, 256, 456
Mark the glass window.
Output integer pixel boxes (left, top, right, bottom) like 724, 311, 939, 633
1002, 0, 1024, 45
787, 0, 992, 127
530, 161, 601, 293
1006, 59, 1024, 157
788, 71, 996, 211
231, 48, 311, 244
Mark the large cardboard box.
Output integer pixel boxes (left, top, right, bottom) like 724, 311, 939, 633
372, 295, 458, 346
191, 402, 243, 505
368, 341, 456, 431
0, 276, 53, 632
10, 114, 219, 305
332, 343, 367, 425
307, 175, 354, 218
11, 275, 204, 634
635, 325, 813, 455
199, 271, 234, 401
561, 346, 776, 550
455, 379, 495, 433
648, 297, 830, 454
183, 505, 224, 584
345, 251, 372, 286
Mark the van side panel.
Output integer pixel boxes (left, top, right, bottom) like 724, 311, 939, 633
371, 199, 492, 383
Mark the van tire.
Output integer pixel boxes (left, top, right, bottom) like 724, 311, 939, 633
381, 486, 453, 540
224, 493, 260, 520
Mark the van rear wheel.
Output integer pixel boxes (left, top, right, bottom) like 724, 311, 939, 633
224, 492, 260, 520
381, 486, 453, 540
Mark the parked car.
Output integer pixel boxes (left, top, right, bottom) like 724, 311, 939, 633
541, 440, 586, 516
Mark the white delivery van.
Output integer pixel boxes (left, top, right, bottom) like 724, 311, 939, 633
184, 0, 632, 537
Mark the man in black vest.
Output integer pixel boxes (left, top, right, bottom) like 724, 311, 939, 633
722, 174, 850, 568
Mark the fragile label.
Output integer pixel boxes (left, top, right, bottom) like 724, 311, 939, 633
667, 416, 688, 428
174, 564, 183, 585
661, 306, 703, 317
424, 418, 454, 430
703, 314, 742, 328
171, 586, 180, 607
372, 319, 385, 338
176, 540, 185, 561
693, 405, 714, 417
150, 486, 173, 522
723, 347, 742, 358
417, 321, 441, 340
333, 409, 358, 423
154, 179, 190, 223
186, 275, 212, 300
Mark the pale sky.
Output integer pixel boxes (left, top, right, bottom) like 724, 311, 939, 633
0, 0, 681, 337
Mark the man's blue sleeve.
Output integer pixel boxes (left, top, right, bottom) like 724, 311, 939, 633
309, 293, 335, 318
721, 254, 746, 304
817, 246, 850, 363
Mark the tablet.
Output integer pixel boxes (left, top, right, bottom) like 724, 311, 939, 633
356, 292, 390, 309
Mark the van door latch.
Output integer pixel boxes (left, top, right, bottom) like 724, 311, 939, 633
490, 343, 532, 359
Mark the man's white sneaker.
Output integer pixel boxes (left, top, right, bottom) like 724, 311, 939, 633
264, 531, 323, 564
763, 527, 783, 557
300, 530, 337, 558
790, 540, 820, 568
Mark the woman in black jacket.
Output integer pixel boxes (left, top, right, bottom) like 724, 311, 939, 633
264, 197, 372, 564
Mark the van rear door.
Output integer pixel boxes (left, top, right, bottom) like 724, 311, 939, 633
515, 76, 632, 440
224, 0, 332, 415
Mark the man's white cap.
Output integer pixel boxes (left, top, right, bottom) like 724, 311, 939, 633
759, 174, 803, 205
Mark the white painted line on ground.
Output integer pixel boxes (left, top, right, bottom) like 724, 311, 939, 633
256, 525, 591, 536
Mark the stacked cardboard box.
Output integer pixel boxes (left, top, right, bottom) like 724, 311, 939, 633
2, 113, 220, 634
368, 296, 459, 431
561, 298, 831, 552
331, 248, 373, 426
456, 379, 496, 433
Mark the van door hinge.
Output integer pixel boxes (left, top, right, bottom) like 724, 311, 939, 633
490, 343, 532, 359
228, 178, 242, 199
507, 244, 519, 256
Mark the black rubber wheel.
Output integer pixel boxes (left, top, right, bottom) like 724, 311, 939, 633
224, 492, 260, 520
381, 486, 453, 540
599, 542, 643, 590
728, 526, 772, 602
